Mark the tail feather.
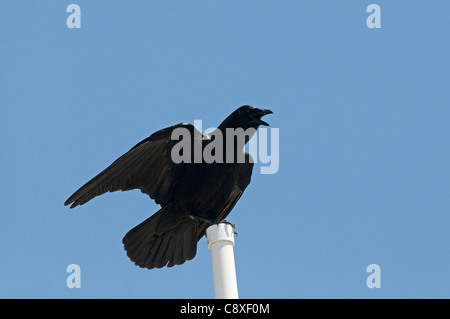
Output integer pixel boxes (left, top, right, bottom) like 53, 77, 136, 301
182, 223, 196, 261
145, 236, 164, 268
122, 206, 199, 269
167, 224, 191, 267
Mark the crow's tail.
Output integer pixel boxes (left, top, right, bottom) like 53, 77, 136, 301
122, 205, 199, 269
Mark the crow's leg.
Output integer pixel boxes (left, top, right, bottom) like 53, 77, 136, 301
219, 219, 235, 229
189, 215, 238, 236
188, 214, 216, 225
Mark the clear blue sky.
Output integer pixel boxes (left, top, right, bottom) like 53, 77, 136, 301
1, 1, 449, 298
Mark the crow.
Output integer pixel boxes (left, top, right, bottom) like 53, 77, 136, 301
64, 105, 273, 269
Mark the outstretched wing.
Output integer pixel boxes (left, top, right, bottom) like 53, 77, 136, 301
64, 123, 199, 208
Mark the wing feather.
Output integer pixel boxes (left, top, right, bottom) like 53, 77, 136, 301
64, 123, 199, 208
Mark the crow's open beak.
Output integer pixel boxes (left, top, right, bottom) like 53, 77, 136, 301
251, 109, 273, 126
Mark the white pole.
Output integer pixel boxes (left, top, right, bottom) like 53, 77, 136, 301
206, 223, 239, 299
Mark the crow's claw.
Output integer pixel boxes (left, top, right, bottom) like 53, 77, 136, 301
220, 220, 238, 236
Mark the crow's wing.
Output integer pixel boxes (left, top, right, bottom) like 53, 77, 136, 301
65, 123, 199, 208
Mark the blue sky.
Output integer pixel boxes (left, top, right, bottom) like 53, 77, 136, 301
1, 1, 449, 298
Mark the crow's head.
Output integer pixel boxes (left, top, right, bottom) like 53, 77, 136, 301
224, 105, 273, 130
215, 105, 273, 147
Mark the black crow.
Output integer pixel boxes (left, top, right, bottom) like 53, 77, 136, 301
64, 105, 273, 269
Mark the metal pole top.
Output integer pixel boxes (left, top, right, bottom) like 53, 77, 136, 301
206, 223, 235, 248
